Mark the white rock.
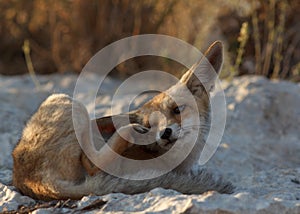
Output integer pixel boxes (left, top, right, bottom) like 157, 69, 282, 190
0, 74, 299, 213
0, 170, 12, 185
0, 183, 35, 212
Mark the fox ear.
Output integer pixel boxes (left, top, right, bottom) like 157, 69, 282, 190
180, 41, 223, 96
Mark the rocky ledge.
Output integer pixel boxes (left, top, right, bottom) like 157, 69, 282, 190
0, 74, 299, 213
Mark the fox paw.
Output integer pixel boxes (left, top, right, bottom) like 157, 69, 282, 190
131, 123, 149, 134
116, 123, 149, 145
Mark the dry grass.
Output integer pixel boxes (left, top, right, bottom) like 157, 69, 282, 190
0, 0, 299, 81
235, 0, 300, 80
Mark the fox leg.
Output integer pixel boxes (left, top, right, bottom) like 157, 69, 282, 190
94, 167, 234, 195
64, 166, 234, 199
81, 123, 149, 176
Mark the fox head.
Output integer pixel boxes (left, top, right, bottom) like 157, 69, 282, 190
77, 41, 224, 174
127, 41, 224, 152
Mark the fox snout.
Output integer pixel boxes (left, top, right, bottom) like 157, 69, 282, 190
156, 123, 181, 149
160, 128, 172, 139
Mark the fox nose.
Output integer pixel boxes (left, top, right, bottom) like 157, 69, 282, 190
160, 128, 172, 139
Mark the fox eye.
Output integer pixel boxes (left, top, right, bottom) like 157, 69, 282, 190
173, 105, 185, 114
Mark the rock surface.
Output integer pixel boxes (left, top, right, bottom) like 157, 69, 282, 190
0, 74, 299, 213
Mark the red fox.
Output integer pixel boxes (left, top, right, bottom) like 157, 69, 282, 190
12, 41, 233, 200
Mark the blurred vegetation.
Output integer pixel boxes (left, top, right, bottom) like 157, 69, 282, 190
0, 0, 299, 81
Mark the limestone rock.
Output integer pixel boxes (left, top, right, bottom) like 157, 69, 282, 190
0, 74, 299, 213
